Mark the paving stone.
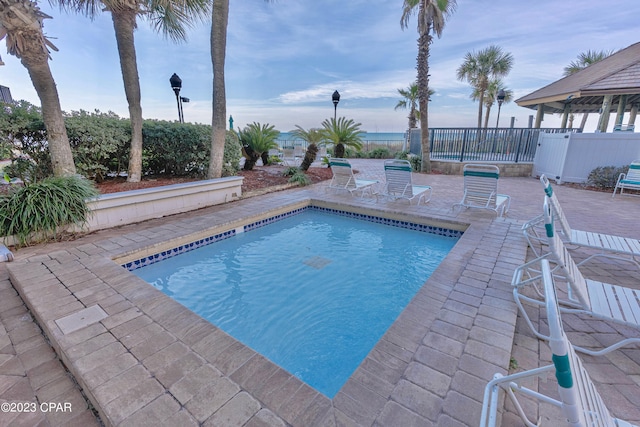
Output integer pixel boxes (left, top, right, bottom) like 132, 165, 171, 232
203, 391, 261, 427
184, 376, 240, 422
388, 379, 440, 422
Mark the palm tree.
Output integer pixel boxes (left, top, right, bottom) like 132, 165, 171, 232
290, 126, 325, 171
55, 0, 210, 183
395, 82, 420, 129
0, 0, 76, 176
320, 117, 363, 159
563, 50, 614, 130
456, 45, 514, 128
473, 79, 513, 128
401, 0, 457, 173
238, 122, 279, 171
209, 0, 272, 179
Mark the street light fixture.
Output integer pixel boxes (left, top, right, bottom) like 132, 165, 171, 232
332, 90, 340, 121
169, 73, 186, 123
495, 89, 506, 128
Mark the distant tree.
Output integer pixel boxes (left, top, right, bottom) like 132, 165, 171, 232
55, 0, 210, 182
395, 82, 435, 130
0, 0, 76, 176
401, 0, 457, 173
238, 122, 279, 171
472, 79, 513, 128
290, 126, 325, 171
563, 50, 615, 130
456, 45, 514, 128
320, 117, 363, 159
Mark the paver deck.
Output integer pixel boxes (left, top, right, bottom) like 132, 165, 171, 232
1, 159, 639, 426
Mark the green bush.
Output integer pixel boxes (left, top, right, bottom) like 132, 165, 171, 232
368, 147, 391, 159
587, 165, 628, 189
288, 171, 311, 186
222, 131, 242, 177
0, 175, 98, 247
409, 155, 421, 172
282, 166, 300, 177
395, 150, 410, 160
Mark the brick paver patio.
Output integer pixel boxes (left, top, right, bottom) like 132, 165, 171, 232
0, 159, 638, 426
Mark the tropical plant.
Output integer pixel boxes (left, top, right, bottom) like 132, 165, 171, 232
54, 0, 210, 183
320, 117, 363, 159
221, 130, 242, 177
456, 45, 514, 128
472, 79, 513, 128
401, 0, 457, 173
287, 171, 311, 186
563, 50, 614, 130
0, 0, 76, 176
290, 125, 325, 171
0, 175, 98, 246
395, 82, 435, 130
238, 122, 279, 170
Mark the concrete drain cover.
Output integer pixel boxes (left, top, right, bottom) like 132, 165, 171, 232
303, 256, 332, 269
55, 305, 108, 334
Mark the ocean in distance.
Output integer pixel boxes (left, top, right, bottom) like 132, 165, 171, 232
277, 131, 406, 142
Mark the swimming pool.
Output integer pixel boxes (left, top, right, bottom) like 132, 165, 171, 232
129, 207, 460, 397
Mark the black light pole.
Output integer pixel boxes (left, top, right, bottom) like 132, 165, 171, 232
495, 89, 506, 128
170, 73, 183, 123
332, 90, 340, 121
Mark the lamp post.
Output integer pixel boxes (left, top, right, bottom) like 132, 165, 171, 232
170, 73, 184, 123
332, 90, 340, 121
495, 89, 505, 128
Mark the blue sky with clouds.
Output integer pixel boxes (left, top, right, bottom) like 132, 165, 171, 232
3, 0, 640, 132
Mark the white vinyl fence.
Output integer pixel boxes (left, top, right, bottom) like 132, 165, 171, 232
533, 132, 640, 183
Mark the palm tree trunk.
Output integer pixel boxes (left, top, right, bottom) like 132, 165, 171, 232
20, 39, 76, 176
580, 112, 589, 131
111, 9, 144, 183
208, 0, 229, 179
483, 105, 492, 128
417, 30, 431, 173
477, 91, 484, 128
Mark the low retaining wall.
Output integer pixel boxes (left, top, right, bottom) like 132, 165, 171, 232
431, 160, 533, 177
82, 177, 243, 231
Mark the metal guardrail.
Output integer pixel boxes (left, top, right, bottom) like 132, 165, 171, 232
416, 128, 578, 163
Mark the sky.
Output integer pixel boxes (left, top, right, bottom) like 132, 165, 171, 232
2, 0, 640, 133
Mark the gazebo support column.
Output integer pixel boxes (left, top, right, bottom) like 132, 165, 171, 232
534, 103, 545, 128
614, 95, 628, 129
597, 95, 613, 132
561, 103, 570, 129
629, 103, 638, 127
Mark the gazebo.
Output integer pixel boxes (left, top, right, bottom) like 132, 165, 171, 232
516, 41, 640, 132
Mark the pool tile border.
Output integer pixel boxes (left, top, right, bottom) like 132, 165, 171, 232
122, 205, 464, 271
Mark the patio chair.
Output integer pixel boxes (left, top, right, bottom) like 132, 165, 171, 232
523, 174, 640, 266
375, 159, 432, 205
612, 160, 640, 197
513, 199, 640, 356
452, 164, 510, 217
282, 146, 303, 167
481, 259, 639, 427
327, 158, 378, 197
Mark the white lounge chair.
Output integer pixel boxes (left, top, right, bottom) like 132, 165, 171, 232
513, 199, 640, 356
452, 164, 510, 217
327, 158, 378, 197
523, 174, 640, 266
481, 258, 639, 427
375, 159, 432, 205
612, 160, 640, 197
282, 145, 304, 167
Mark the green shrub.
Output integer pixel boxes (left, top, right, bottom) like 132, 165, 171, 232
587, 165, 628, 189
222, 131, 242, 177
282, 166, 300, 177
0, 175, 98, 247
409, 155, 421, 172
368, 147, 391, 159
395, 150, 410, 160
288, 171, 311, 186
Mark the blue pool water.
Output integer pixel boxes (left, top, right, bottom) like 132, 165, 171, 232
132, 210, 458, 397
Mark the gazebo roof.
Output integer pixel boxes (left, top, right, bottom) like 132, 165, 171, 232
516, 42, 640, 114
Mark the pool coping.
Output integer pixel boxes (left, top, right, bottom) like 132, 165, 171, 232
6, 193, 524, 426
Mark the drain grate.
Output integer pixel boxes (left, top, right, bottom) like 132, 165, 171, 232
303, 256, 332, 269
